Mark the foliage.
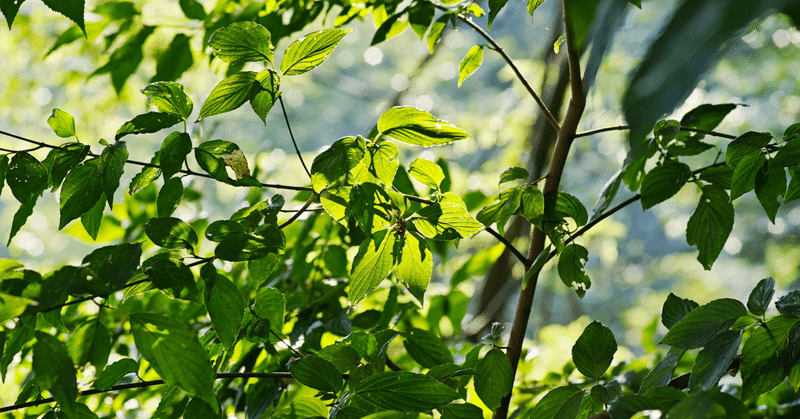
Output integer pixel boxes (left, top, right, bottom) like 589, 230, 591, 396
1, 0, 800, 418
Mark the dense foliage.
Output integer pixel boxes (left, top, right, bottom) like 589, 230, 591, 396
2, 0, 800, 418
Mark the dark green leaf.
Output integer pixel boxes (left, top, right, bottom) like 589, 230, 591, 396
607, 394, 659, 419
457, 45, 483, 87
215, 230, 284, 261
426, 15, 448, 53
785, 166, 800, 203
47, 108, 76, 138
129, 152, 162, 194
310, 136, 366, 192
557, 244, 591, 298
157, 177, 184, 217
184, 397, 220, 419
520, 185, 544, 224
58, 159, 103, 230
251, 69, 281, 123
741, 315, 800, 399
442, 403, 484, 419
144, 258, 199, 302
130, 313, 217, 409
554, 191, 588, 227
349, 229, 397, 303
395, 232, 433, 304
7, 152, 48, 207
281, 28, 351, 75
371, 12, 408, 46
46, 142, 89, 192
653, 119, 680, 147
725, 131, 772, 165
660, 298, 747, 349
662, 293, 699, 329
99, 141, 127, 207
640, 159, 691, 209
197, 72, 259, 121
685, 185, 734, 270
33, 331, 78, 417
93, 358, 139, 390
730, 152, 766, 200
353, 371, 459, 411
290, 354, 343, 393
41, 0, 85, 35
408, 1, 435, 39
178, 0, 205, 19
378, 107, 468, 146
639, 347, 685, 394
665, 139, 714, 156
689, 330, 741, 391
748, 277, 775, 316
7, 203, 33, 246
487, 0, 510, 29
151, 34, 195, 83
205, 220, 245, 242
160, 132, 192, 181
698, 165, 734, 190
67, 320, 110, 370
0, 0, 25, 29
755, 162, 786, 223
499, 167, 528, 185
591, 380, 622, 405
253, 286, 285, 335
116, 112, 182, 140
776, 291, 800, 317
317, 343, 360, 373
572, 321, 617, 380
526, 385, 584, 419
91, 27, 155, 93
474, 348, 512, 411
591, 169, 623, 220
144, 217, 198, 250
82, 242, 142, 292
142, 82, 193, 120
680, 104, 738, 137
194, 140, 259, 186
773, 137, 800, 167
210, 22, 274, 65
403, 328, 453, 368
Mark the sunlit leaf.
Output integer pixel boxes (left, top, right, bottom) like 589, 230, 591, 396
558, 244, 591, 298
197, 72, 258, 121
47, 108, 76, 138
349, 229, 397, 303
525, 385, 584, 419
394, 232, 432, 304
290, 354, 343, 393
458, 45, 483, 87
281, 28, 351, 75
378, 107, 469, 146
352, 372, 459, 411
142, 82, 193, 120
210, 22, 274, 65
310, 136, 366, 193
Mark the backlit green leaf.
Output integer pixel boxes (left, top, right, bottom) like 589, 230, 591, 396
499, 167, 528, 185
371, 13, 408, 45
394, 232, 432, 304
93, 358, 138, 390
41, 0, 85, 35
378, 107, 468, 146
353, 372, 460, 411
144, 258, 198, 302
91, 26, 154, 94
129, 152, 161, 194
144, 217, 198, 251
151, 34, 194, 83
141, 82, 193, 120
458, 45, 483, 87
59, 159, 102, 229
408, 1, 435, 39
310, 136, 366, 192
413, 193, 483, 240
350, 229, 397, 303
427, 15, 447, 54
47, 108, 76, 138
640, 159, 691, 210
67, 320, 110, 370
215, 230, 284, 261
685, 185, 734, 270
7, 203, 33, 246
209, 22, 274, 65
253, 286, 285, 335
197, 72, 258, 121
33, 331, 78, 417
281, 28, 351, 76
409, 157, 445, 189
251, 69, 281, 123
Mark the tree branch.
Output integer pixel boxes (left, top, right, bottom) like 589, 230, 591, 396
574, 124, 738, 140
278, 192, 317, 229
278, 95, 311, 178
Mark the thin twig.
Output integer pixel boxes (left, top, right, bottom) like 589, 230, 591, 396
278, 96, 311, 178
574, 124, 738, 140
278, 193, 317, 229
271, 329, 305, 358
484, 228, 529, 267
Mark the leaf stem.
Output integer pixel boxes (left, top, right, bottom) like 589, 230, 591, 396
278, 95, 311, 178
278, 193, 317, 229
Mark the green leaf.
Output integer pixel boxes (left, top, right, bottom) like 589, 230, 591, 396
290, 354, 343, 393
99, 141, 128, 208
144, 217, 198, 251
785, 167, 800, 203
159, 132, 192, 181
46, 142, 89, 192
378, 107, 469, 146
210, 22, 274, 65
413, 193, 483, 240
554, 191, 588, 227
776, 291, 800, 317
442, 403, 484, 419
741, 315, 800, 399
371, 12, 409, 45
341, 331, 378, 358
730, 152, 766, 200
205, 220, 246, 243
151, 34, 195, 83
355, 141, 399, 187
6, 152, 48, 207
349, 229, 397, 303
178, 0, 205, 19
251, 69, 281, 123
754, 162, 787, 223
215, 230, 284, 261
194, 140, 259, 187
82, 242, 142, 293
253, 286, 285, 335
639, 347, 686, 394
157, 177, 184, 217
47, 108, 76, 138
281, 28, 351, 76
640, 159, 692, 210
591, 380, 622, 405
572, 321, 617, 380
91, 26, 155, 94
93, 358, 139, 390
487, 0, 509, 29
142, 82, 193, 120
527, 0, 546, 15
310, 136, 366, 193
748, 277, 775, 316
0, 0, 25, 29
427, 15, 448, 54
475, 348, 513, 411
607, 394, 659, 419
689, 329, 741, 391
685, 185, 734, 270
408, 0, 435, 39
67, 320, 110, 369
320, 183, 352, 224
33, 332, 78, 417
458, 45, 483, 87
129, 152, 162, 194
272, 397, 329, 419
7, 203, 33, 246
409, 157, 445, 189
0, 155, 7, 197
403, 328, 453, 368
352, 371, 460, 411
653, 119, 680, 147
115, 112, 182, 140
591, 169, 623, 220
144, 258, 199, 302
519, 185, 545, 225
698, 165, 734, 190
662, 293, 699, 329
526, 386, 584, 419
59, 159, 103, 229
202, 272, 244, 352
395, 232, 433, 304
725, 131, 772, 165
197, 72, 258, 121
130, 313, 217, 409
557, 244, 591, 298
773, 137, 800, 167
41, 0, 85, 36
318, 343, 360, 373
660, 298, 747, 349
499, 167, 529, 185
